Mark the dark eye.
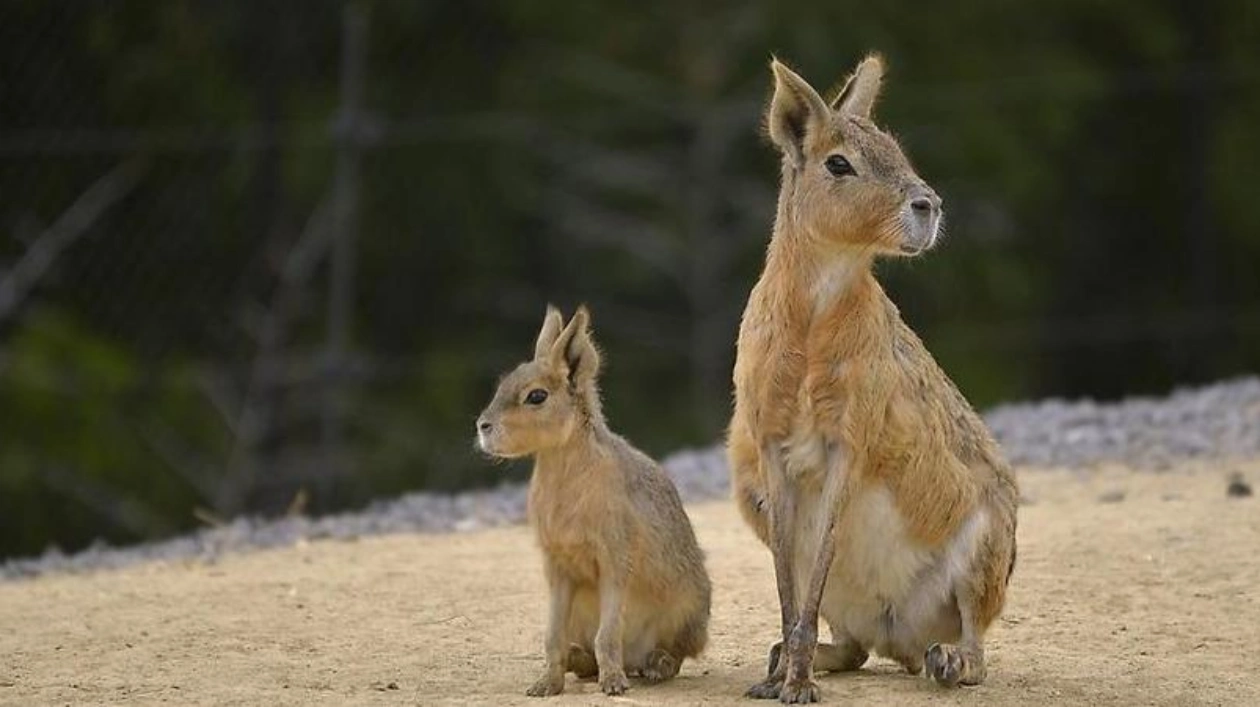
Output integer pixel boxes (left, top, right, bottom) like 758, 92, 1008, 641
525, 389, 548, 406
825, 154, 856, 177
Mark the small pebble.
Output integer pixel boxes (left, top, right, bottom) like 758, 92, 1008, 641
1226, 473, 1252, 498
1098, 490, 1126, 504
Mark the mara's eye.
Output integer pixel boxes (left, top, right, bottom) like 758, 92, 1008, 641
525, 389, 549, 406
825, 154, 856, 177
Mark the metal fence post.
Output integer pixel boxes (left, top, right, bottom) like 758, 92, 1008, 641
323, 3, 367, 493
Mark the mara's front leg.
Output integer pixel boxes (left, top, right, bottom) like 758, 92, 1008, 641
746, 445, 803, 700
779, 446, 851, 704
594, 559, 630, 695
526, 564, 574, 696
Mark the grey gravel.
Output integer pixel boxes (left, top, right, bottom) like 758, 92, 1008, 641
4, 376, 1259, 581
985, 377, 1260, 470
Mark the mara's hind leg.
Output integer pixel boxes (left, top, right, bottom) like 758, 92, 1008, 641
816, 640, 870, 673
891, 649, 923, 676
926, 527, 1013, 687
672, 602, 710, 660
566, 644, 598, 679
767, 636, 868, 676
638, 601, 707, 683
924, 611, 986, 687
642, 648, 681, 683
925, 587, 992, 686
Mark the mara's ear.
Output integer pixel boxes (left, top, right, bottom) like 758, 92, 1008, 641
831, 53, 884, 119
548, 305, 601, 388
767, 58, 831, 168
533, 305, 565, 361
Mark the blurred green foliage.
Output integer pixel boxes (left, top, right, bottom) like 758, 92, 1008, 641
1, 0, 1258, 558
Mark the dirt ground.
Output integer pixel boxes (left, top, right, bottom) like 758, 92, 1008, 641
3, 462, 1259, 706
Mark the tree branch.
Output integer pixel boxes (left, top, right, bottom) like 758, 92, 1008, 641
0, 159, 146, 325
217, 192, 335, 513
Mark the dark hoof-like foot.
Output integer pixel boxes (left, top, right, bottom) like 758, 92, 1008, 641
778, 677, 821, 704
925, 643, 962, 687
525, 673, 565, 697
642, 648, 680, 682
599, 670, 629, 696
746, 676, 784, 700
566, 644, 598, 679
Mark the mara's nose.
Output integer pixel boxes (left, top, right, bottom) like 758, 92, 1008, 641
909, 189, 941, 215
477, 419, 492, 433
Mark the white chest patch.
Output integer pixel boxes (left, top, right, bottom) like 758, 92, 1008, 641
810, 255, 862, 315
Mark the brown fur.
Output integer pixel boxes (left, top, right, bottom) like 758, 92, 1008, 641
477, 306, 711, 697
729, 56, 1018, 702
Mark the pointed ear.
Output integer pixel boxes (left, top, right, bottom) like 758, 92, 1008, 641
548, 305, 601, 388
831, 53, 884, 119
767, 58, 831, 168
533, 305, 565, 361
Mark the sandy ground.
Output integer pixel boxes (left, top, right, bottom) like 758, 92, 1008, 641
3, 463, 1259, 707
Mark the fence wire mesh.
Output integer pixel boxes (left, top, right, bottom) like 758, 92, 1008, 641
2, 1, 1258, 557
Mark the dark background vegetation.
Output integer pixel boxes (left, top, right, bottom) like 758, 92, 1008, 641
2, 0, 1257, 559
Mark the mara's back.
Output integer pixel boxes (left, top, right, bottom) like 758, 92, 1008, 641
612, 434, 711, 596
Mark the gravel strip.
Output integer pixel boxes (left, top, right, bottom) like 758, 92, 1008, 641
4, 376, 1258, 581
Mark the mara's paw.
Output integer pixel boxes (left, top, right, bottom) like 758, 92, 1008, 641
642, 649, 680, 683
925, 643, 962, 686
778, 677, 820, 704
599, 670, 629, 696
525, 673, 565, 697
925, 642, 987, 687
745, 676, 784, 700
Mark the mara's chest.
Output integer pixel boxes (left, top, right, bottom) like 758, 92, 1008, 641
736, 316, 852, 442
527, 482, 604, 582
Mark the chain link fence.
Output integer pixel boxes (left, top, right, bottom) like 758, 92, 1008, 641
3, 1, 1258, 558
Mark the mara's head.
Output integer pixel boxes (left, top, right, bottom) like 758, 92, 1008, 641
767, 54, 941, 257
476, 306, 602, 459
